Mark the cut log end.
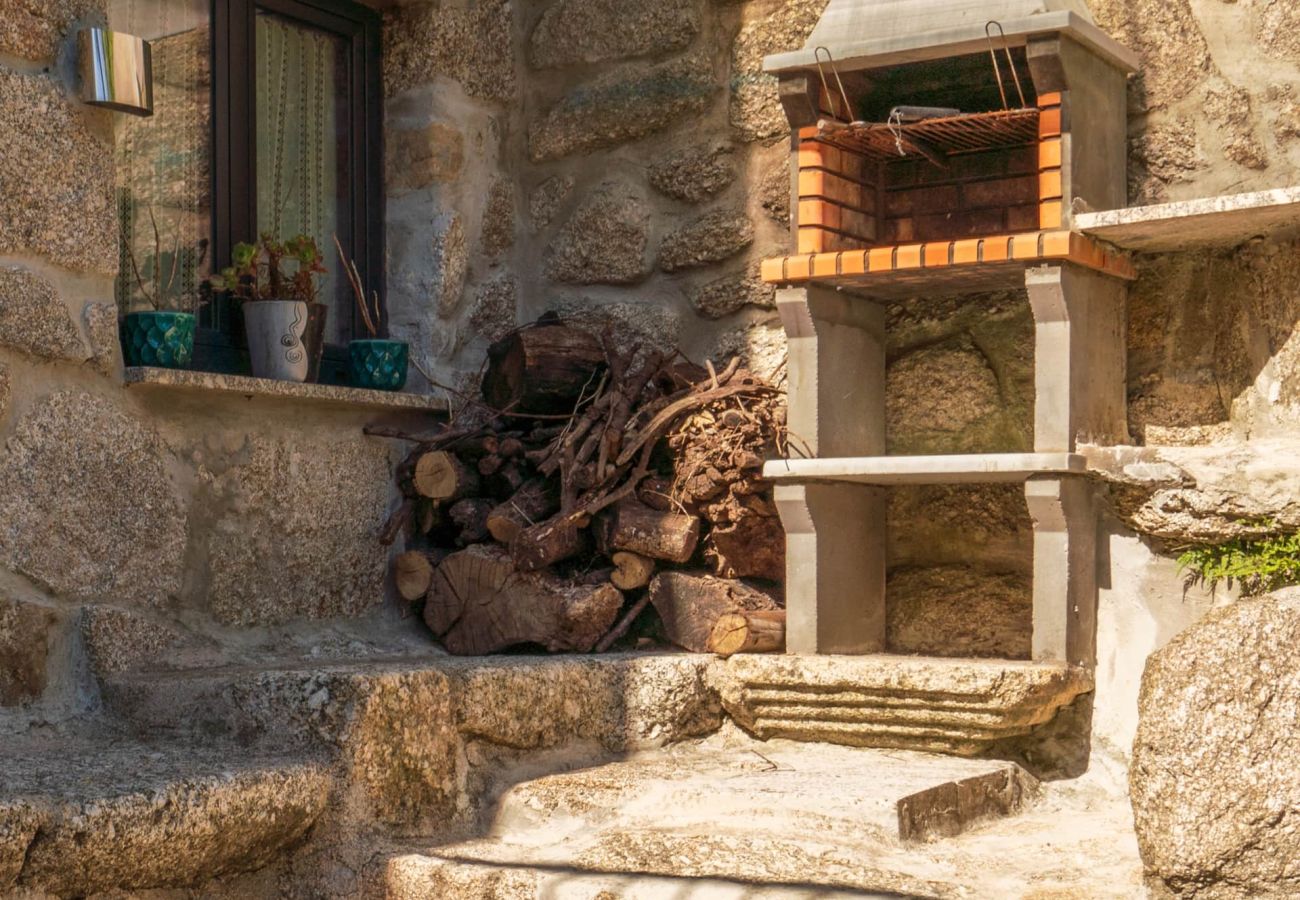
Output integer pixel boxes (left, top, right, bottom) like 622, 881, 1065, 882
707, 609, 786, 657
411, 451, 479, 502
610, 551, 655, 591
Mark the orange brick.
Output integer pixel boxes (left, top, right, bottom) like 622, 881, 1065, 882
1038, 107, 1062, 138
839, 250, 868, 276
1038, 91, 1062, 108
952, 238, 981, 265
868, 247, 894, 273
1039, 138, 1063, 169
798, 200, 836, 228
982, 236, 1013, 263
1068, 233, 1105, 270
1039, 200, 1064, 229
797, 227, 827, 255
1011, 232, 1044, 260
895, 244, 923, 269
760, 257, 787, 283
1039, 169, 1063, 200
785, 254, 814, 281
1041, 231, 1072, 257
812, 252, 840, 278
798, 125, 820, 140
924, 241, 952, 267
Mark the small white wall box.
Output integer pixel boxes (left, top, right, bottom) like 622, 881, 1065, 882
79, 27, 154, 117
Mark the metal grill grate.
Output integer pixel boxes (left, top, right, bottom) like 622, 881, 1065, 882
815, 108, 1040, 164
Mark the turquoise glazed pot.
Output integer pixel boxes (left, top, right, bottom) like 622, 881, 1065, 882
121, 311, 195, 369
349, 339, 409, 391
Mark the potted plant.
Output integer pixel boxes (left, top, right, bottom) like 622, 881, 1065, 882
119, 210, 207, 369
335, 235, 408, 391
211, 234, 327, 383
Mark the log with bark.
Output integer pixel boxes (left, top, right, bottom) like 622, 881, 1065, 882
482, 325, 606, 414
648, 571, 780, 653
393, 549, 449, 602
486, 478, 560, 545
406, 450, 480, 502
423, 544, 623, 654
593, 500, 701, 564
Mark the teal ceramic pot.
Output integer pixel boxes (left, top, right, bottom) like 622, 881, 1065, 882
348, 339, 409, 391
121, 311, 195, 369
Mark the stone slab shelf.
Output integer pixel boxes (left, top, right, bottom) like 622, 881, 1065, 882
123, 367, 449, 413
1076, 186, 1300, 252
759, 231, 1135, 300
764, 452, 1086, 485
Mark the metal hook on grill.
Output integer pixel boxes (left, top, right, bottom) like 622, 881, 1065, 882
813, 46, 856, 123
985, 21, 1028, 111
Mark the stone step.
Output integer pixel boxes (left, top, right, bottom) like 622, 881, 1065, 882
383, 735, 1045, 899
0, 734, 331, 896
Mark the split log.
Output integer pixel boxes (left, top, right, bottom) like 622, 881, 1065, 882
648, 571, 780, 653
482, 325, 606, 414
392, 549, 450, 601
511, 516, 588, 572
423, 544, 623, 654
594, 500, 700, 564
610, 551, 655, 591
448, 498, 493, 546
707, 609, 786, 657
486, 479, 560, 544
408, 451, 479, 502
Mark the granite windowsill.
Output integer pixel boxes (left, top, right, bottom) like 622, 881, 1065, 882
122, 367, 449, 413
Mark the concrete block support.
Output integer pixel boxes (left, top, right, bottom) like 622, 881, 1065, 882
774, 285, 887, 654
777, 483, 887, 654
1026, 264, 1127, 451
1025, 476, 1097, 666
776, 286, 885, 458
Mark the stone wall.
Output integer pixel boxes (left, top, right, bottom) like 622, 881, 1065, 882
0, 4, 411, 725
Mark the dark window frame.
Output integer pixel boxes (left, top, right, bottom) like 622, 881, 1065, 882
204, 0, 384, 379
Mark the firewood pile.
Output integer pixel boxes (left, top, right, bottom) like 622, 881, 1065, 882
373, 318, 789, 658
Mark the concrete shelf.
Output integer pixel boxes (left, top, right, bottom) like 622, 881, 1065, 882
123, 367, 449, 413
763, 452, 1087, 485
1076, 187, 1300, 252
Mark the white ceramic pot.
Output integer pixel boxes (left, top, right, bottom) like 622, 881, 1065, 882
243, 300, 310, 382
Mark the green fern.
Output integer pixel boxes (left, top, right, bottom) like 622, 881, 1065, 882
1177, 530, 1300, 597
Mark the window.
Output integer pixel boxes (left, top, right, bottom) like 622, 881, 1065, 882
111, 0, 383, 379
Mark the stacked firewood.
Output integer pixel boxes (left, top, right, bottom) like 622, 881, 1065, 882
374, 318, 789, 658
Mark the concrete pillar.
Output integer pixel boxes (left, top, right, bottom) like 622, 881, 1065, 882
1025, 476, 1096, 666
1026, 264, 1128, 452
775, 285, 887, 653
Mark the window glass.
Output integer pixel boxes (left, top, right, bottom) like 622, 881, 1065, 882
108, 0, 212, 314
255, 11, 352, 345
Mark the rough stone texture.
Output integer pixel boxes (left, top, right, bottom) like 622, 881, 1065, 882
432, 214, 469, 319
529, 175, 574, 231
0, 799, 43, 890
1089, 0, 1214, 112
0, 392, 185, 606
546, 183, 651, 285
687, 269, 776, 319
0, 364, 9, 422
0, 0, 104, 63
648, 143, 737, 203
0, 595, 58, 706
711, 320, 787, 385
0, 267, 87, 362
7, 740, 330, 896
80, 606, 181, 677
386, 122, 465, 196
1252, 0, 1300, 65
0, 70, 115, 274
1204, 82, 1268, 170
83, 302, 119, 375
480, 177, 517, 258
659, 209, 754, 272
729, 0, 830, 142
1128, 118, 1210, 205
470, 276, 518, 343
760, 155, 791, 225
889, 484, 1034, 576
202, 433, 392, 627
528, 53, 718, 162
384, 0, 516, 102
887, 566, 1032, 660
529, 0, 699, 69
552, 296, 682, 355
1131, 589, 1300, 898
712, 654, 1094, 755
887, 346, 1001, 450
